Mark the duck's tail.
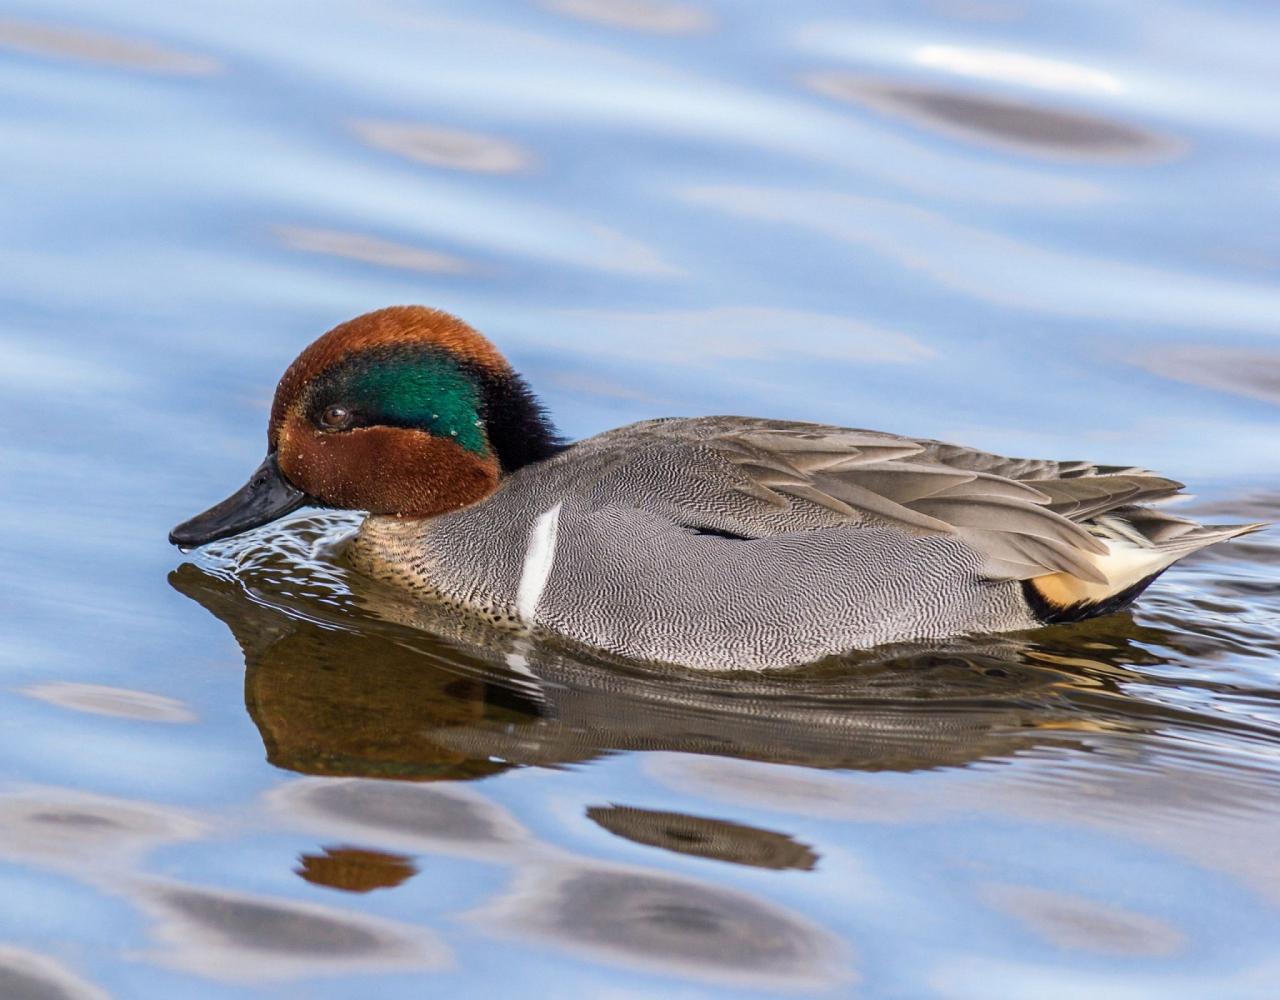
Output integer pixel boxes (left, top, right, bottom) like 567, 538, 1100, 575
1023, 510, 1266, 624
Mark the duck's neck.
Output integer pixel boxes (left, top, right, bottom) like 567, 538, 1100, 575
473, 365, 566, 473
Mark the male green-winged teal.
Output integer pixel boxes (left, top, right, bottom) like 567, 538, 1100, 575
171, 306, 1263, 670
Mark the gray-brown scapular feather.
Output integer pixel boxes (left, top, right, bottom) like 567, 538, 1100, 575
609, 417, 1191, 587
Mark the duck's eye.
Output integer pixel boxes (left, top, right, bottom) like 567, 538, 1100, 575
320, 404, 353, 430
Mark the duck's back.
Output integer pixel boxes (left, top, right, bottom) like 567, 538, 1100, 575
350, 417, 1261, 669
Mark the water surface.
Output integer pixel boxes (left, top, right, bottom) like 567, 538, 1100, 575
2, 1, 1279, 997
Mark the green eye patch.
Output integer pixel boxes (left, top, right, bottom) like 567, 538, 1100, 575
319, 347, 489, 455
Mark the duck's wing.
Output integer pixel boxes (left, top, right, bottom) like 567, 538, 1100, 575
627, 417, 1259, 588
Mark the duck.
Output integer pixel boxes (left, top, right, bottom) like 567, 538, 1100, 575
170, 306, 1264, 670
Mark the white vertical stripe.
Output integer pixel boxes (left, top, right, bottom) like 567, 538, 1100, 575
516, 502, 562, 625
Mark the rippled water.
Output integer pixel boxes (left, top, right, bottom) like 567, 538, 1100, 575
3, 1, 1279, 996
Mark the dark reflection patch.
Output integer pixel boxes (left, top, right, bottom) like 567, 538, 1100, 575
0, 969, 75, 1000
297, 846, 419, 893
0, 947, 108, 1000
587, 805, 818, 870
156, 886, 386, 955
139, 880, 447, 978
0, 790, 206, 872
1137, 345, 1280, 408
277, 779, 518, 845
28, 811, 119, 830
479, 865, 846, 985
808, 72, 1177, 160
980, 883, 1186, 956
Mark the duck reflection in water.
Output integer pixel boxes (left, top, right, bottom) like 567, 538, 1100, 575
168, 512, 1228, 787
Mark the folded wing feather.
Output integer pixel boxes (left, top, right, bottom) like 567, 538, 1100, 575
702, 420, 1259, 594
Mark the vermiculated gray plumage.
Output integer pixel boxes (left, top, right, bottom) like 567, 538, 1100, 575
347, 417, 1262, 669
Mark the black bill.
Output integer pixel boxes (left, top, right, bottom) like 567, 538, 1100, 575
169, 452, 309, 548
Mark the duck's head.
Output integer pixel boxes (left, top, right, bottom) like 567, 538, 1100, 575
170, 306, 560, 548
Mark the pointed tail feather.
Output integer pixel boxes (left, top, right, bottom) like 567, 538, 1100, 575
1025, 518, 1267, 623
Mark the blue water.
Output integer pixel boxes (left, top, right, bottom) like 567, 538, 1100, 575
2, 1, 1279, 997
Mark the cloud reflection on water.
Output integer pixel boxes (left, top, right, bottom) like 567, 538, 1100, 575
349, 121, 533, 174
0, 787, 206, 874
471, 863, 849, 988
542, 0, 714, 35
18, 681, 196, 723
1135, 345, 1280, 407
273, 225, 474, 276
808, 73, 1176, 160
268, 778, 531, 860
0, 945, 109, 1000
136, 880, 449, 981
0, 17, 219, 74
978, 883, 1187, 957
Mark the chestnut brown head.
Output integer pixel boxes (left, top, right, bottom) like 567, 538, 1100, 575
170, 306, 561, 547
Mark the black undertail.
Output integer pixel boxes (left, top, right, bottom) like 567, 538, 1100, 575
1022, 569, 1167, 625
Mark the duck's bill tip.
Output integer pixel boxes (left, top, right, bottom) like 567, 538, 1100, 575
169, 453, 309, 548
